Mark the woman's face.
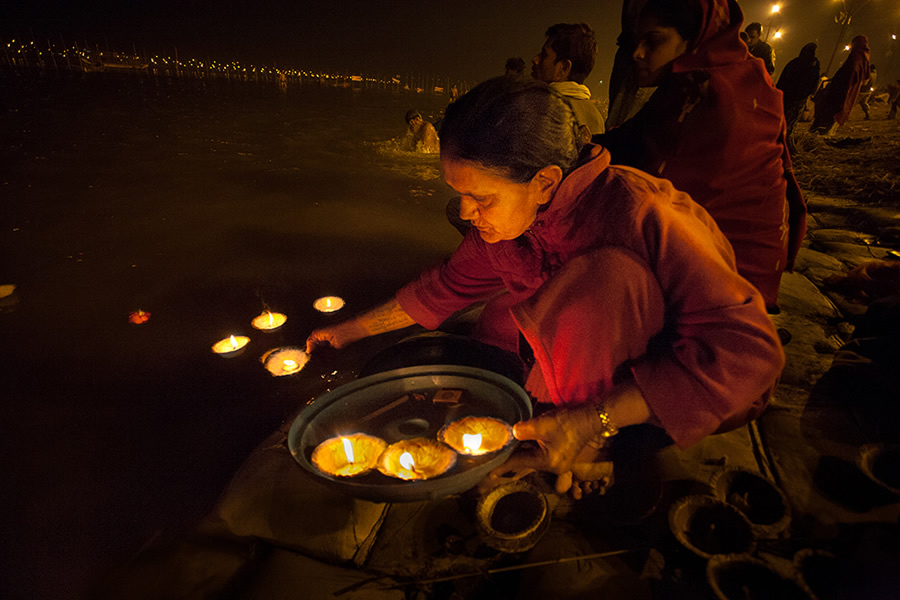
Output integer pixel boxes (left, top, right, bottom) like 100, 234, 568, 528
441, 157, 558, 244
633, 16, 688, 87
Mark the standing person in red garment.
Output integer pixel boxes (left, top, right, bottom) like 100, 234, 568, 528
594, 0, 806, 313
811, 35, 871, 135
306, 77, 785, 499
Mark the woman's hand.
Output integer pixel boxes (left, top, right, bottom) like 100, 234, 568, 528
305, 320, 366, 353
484, 405, 614, 499
305, 298, 417, 354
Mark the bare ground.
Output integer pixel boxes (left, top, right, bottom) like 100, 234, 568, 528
791, 101, 900, 206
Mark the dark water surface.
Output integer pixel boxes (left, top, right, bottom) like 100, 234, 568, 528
0, 71, 458, 600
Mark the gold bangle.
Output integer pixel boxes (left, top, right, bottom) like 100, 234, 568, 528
593, 403, 619, 439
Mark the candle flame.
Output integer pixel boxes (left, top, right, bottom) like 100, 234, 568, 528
342, 437, 355, 464
267, 311, 274, 327
229, 335, 238, 349
282, 359, 298, 372
399, 451, 415, 471
325, 298, 332, 308
462, 433, 483, 452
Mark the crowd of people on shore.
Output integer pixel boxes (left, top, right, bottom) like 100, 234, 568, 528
316, 0, 889, 499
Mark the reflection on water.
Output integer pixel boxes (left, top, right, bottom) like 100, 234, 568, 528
1, 72, 461, 362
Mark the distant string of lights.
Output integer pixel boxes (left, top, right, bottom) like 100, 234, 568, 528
0, 37, 466, 92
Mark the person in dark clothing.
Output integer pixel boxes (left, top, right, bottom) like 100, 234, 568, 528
504, 57, 527, 78
811, 35, 870, 135
745, 21, 775, 76
777, 42, 821, 136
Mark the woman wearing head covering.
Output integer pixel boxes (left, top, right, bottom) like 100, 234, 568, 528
594, 0, 807, 313
811, 35, 871, 134
306, 76, 784, 498
777, 43, 821, 136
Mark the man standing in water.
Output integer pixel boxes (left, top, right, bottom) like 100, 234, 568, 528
403, 109, 440, 153
532, 23, 605, 139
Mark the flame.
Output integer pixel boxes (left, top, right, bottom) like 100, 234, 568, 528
229, 335, 238, 349
399, 451, 415, 471
267, 311, 274, 327
325, 298, 332, 309
282, 359, 298, 372
462, 433, 483, 453
342, 437, 355, 464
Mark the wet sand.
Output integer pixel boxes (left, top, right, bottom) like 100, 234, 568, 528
0, 71, 457, 599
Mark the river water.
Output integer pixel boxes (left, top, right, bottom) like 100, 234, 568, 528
0, 71, 461, 599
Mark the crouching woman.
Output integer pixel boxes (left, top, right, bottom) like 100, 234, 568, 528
306, 77, 784, 497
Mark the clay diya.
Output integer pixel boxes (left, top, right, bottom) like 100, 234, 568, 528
377, 438, 457, 481
313, 296, 345, 313
707, 555, 814, 600
211, 335, 250, 357
128, 309, 151, 325
438, 416, 513, 456
251, 310, 287, 332
311, 433, 387, 478
476, 478, 550, 552
669, 495, 756, 559
712, 468, 791, 538
260, 346, 309, 377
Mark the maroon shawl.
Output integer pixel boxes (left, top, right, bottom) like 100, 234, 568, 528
596, 0, 807, 308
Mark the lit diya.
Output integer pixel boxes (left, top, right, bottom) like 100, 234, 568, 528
128, 309, 151, 325
439, 416, 513, 456
260, 346, 309, 376
312, 433, 387, 478
313, 296, 345, 313
251, 310, 287, 332
211, 334, 250, 357
377, 438, 457, 480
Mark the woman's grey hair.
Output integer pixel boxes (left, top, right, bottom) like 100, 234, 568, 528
438, 77, 580, 183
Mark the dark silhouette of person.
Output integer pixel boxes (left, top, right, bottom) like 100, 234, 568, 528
504, 57, 527, 78
811, 35, 870, 135
744, 21, 775, 76
776, 42, 820, 136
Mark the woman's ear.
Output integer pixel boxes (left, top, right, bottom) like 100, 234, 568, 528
531, 166, 564, 204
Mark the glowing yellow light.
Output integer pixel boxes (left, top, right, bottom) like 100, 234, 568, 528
770, 3, 780, 14
342, 437, 355, 464
462, 433, 483, 453
773, 30, 783, 39
399, 452, 415, 470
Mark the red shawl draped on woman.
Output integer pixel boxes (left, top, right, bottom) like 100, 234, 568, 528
595, 0, 806, 311
812, 35, 870, 132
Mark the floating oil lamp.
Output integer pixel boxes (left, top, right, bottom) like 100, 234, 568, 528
251, 310, 287, 332
260, 346, 309, 377
439, 416, 513, 456
313, 296, 345, 313
311, 433, 387, 477
212, 334, 250, 357
377, 438, 457, 481
128, 309, 151, 325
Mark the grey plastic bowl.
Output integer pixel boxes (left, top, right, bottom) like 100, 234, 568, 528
288, 365, 532, 502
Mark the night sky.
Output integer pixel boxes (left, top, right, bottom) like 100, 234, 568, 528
3, 1, 899, 92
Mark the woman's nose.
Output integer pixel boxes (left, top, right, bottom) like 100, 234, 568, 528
459, 196, 478, 220
632, 43, 645, 62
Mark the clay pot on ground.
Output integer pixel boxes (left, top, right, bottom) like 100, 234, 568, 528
712, 468, 792, 538
707, 554, 814, 600
668, 495, 756, 560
